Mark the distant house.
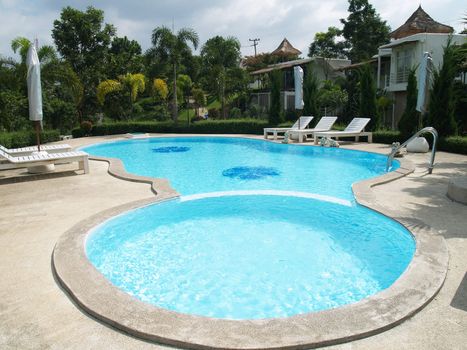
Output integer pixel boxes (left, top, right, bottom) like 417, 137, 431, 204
249, 38, 350, 112
338, 6, 466, 129
377, 6, 466, 126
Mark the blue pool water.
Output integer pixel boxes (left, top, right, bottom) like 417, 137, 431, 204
83, 137, 414, 320
86, 194, 415, 319
82, 137, 399, 200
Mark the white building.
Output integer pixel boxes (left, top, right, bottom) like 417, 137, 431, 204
248, 39, 350, 112
376, 6, 466, 124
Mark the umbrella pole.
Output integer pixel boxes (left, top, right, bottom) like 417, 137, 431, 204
34, 121, 41, 152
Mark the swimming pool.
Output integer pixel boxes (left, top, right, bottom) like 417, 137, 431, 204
53, 136, 448, 348
86, 194, 414, 320
82, 136, 415, 319
82, 136, 399, 200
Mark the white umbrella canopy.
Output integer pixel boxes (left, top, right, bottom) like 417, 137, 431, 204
26, 41, 43, 150
416, 52, 433, 114
294, 66, 304, 111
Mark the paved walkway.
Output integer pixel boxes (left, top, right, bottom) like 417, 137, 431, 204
0, 135, 466, 349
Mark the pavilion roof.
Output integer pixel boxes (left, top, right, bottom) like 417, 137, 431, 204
390, 6, 453, 40
271, 38, 302, 56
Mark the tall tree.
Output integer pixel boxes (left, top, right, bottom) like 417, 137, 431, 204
269, 69, 283, 125
8, 37, 82, 131
108, 36, 143, 77
340, 0, 390, 62
308, 27, 347, 59
398, 69, 419, 137
359, 64, 379, 130
200, 36, 242, 118
0, 57, 28, 131
52, 6, 116, 117
302, 64, 320, 118
428, 40, 458, 137
192, 87, 206, 118
177, 74, 193, 124
150, 26, 199, 122
461, 13, 467, 34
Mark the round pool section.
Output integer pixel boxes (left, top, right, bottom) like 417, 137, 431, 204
86, 194, 415, 320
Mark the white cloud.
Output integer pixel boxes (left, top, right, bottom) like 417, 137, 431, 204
0, 4, 57, 58
1, 0, 465, 60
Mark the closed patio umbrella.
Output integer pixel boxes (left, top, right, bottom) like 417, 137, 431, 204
294, 66, 304, 111
294, 66, 304, 131
416, 52, 432, 115
26, 41, 43, 151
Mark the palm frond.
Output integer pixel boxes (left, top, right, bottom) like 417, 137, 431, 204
177, 28, 199, 50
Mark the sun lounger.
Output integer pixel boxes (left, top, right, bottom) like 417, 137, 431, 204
0, 144, 72, 156
287, 116, 338, 143
313, 118, 372, 145
0, 148, 89, 174
263, 116, 314, 140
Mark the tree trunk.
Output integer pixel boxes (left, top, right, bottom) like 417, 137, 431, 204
129, 90, 133, 118
172, 63, 178, 123
186, 96, 190, 126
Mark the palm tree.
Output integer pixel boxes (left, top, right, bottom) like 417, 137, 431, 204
97, 73, 146, 117
150, 26, 198, 122
200, 36, 241, 118
11, 37, 57, 64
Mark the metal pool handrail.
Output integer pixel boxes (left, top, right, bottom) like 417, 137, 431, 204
386, 127, 438, 174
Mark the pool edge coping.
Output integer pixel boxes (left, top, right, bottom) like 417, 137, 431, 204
53, 135, 448, 349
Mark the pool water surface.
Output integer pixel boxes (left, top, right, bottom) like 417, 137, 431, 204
86, 194, 415, 319
83, 136, 414, 320
82, 137, 398, 200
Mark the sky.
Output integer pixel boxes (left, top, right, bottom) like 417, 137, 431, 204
0, 0, 465, 59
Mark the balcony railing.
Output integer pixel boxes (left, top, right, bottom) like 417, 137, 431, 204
390, 69, 410, 84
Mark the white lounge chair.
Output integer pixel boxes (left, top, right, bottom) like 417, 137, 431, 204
0, 144, 71, 156
263, 116, 314, 140
313, 118, 372, 145
287, 116, 338, 143
0, 148, 89, 174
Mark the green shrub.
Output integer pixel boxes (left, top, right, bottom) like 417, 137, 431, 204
0, 130, 60, 148
72, 128, 84, 138
439, 136, 467, 155
208, 108, 220, 119
372, 130, 467, 155
229, 107, 242, 119
327, 123, 345, 131
132, 104, 144, 115
284, 110, 299, 122
80, 121, 93, 136
373, 130, 403, 144
246, 104, 261, 119
71, 119, 268, 137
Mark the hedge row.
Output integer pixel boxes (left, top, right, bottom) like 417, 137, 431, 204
72, 119, 269, 138
439, 136, 467, 155
373, 130, 467, 155
0, 130, 60, 148
372, 131, 404, 144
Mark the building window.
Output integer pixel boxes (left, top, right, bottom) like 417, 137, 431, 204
395, 48, 412, 83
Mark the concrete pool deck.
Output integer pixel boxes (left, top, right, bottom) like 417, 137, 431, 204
0, 134, 466, 349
